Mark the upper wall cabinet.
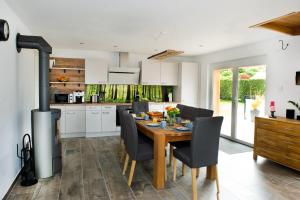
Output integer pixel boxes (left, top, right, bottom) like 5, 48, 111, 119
85, 58, 108, 84
140, 60, 161, 85
140, 60, 178, 85
161, 62, 178, 85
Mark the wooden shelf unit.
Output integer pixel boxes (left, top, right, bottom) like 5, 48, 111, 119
49, 57, 85, 95
254, 116, 300, 171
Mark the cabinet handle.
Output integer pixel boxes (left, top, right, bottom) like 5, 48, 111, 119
91, 111, 100, 114
103, 106, 113, 109
102, 111, 110, 114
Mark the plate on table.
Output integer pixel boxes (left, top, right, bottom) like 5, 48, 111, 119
176, 127, 190, 131
146, 123, 160, 127
135, 117, 144, 120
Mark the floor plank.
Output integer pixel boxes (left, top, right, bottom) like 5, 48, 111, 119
6, 136, 300, 200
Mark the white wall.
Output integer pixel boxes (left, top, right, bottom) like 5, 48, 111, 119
0, 0, 35, 198
193, 36, 300, 117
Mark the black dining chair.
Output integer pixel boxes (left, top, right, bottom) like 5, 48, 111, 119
122, 112, 154, 186
117, 108, 127, 144
172, 117, 223, 200
169, 105, 214, 167
132, 101, 149, 114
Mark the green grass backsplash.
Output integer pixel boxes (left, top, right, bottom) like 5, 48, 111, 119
86, 84, 173, 103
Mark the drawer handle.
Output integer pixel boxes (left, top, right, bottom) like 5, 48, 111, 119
91, 111, 100, 114
102, 111, 110, 114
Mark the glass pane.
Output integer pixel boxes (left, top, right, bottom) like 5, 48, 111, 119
236, 65, 266, 144
213, 68, 233, 137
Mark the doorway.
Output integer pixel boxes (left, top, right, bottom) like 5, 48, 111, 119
213, 65, 266, 145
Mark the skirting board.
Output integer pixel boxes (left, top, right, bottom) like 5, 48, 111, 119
86, 131, 120, 138
61, 131, 120, 138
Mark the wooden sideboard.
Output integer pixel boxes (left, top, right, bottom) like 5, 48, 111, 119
254, 116, 300, 171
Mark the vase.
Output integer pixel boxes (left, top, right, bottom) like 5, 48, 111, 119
169, 114, 176, 126
250, 109, 260, 122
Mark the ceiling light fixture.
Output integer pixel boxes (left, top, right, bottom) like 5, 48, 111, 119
113, 45, 118, 48
79, 42, 84, 45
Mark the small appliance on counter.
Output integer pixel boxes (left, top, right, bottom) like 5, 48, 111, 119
55, 94, 69, 103
73, 91, 85, 103
90, 94, 99, 103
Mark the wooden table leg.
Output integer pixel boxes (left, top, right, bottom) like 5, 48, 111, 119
206, 165, 217, 180
153, 133, 166, 189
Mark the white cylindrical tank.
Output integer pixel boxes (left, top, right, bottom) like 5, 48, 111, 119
32, 110, 53, 178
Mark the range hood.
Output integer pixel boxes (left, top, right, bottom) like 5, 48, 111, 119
108, 52, 140, 85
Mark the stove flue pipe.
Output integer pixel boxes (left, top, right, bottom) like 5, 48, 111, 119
16, 34, 52, 111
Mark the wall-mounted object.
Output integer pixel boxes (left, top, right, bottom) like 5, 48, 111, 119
286, 109, 295, 119
0, 19, 10, 41
296, 71, 300, 85
148, 49, 184, 60
249, 12, 300, 36
279, 40, 289, 50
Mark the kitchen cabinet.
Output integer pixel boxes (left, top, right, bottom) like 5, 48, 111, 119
140, 60, 161, 85
140, 60, 178, 85
86, 106, 102, 137
65, 106, 86, 137
149, 103, 164, 112
85, 58, 108, 84
160, 62, 178, 85
101, 105, 116, 132
50, 105, 66, 138
175, 62, 199, 107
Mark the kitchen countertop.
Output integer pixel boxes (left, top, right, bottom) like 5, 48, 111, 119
50, 102, 179, 106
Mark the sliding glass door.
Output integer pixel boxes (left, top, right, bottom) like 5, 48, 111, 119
213, 65, 266, 145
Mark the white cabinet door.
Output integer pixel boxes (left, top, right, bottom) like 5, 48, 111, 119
101, 110, 116, 132
85, 58, 108, 84
177, 62, 199, 107
66, 110, 86, 136
86, 110, 102, 133
161, 62, 178, 85
149, 104, 164, 112
140, 60, 161, 85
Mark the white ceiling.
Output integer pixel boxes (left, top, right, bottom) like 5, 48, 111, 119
5, 0, 300, 55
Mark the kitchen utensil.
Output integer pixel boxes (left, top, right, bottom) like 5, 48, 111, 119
176, 127, 190, 131
160, 121, 167, 128
147, 123, 160, 127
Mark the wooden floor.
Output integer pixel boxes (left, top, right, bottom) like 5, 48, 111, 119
6, 136, 300, 200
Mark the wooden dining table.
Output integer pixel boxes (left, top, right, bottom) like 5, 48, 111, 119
135, 120, 217, 189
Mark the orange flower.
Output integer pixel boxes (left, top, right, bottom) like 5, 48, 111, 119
165, 106, 172, 111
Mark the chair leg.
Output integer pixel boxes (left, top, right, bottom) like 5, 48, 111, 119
128, 160, 136, 187
196, 168, 200, 177
215, 165, 220, 194
122, 153, 129, 175
165, 160, 167, 181
182, 162, 186, 176
172, 157, 177, 182
191, 168, 197, 200
169, 145, 174, 166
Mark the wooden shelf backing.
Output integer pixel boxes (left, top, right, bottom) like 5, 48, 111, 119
50, 67, 85, 71
250, 12, 300, 36
148, 49, 184, 60
50, 82, 85, 84
49, 57, 85, 94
